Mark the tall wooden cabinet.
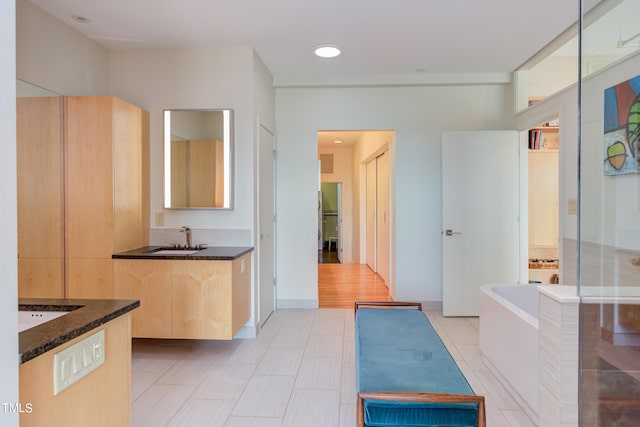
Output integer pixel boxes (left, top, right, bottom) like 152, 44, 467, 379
170, 139, 224, 207
17, 96, 149, 298
65, 96, 149, 298
17, 97, 64, 298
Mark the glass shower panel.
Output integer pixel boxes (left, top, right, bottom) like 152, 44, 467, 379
579, 0, 640, 424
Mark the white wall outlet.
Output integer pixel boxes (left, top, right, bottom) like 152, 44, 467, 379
53, 329, 105, 395
155, 212, 164, 226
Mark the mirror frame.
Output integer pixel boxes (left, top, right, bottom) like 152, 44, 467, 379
163, 108, 234, 209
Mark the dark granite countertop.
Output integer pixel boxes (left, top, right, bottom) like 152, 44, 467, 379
112, 246, 253, 260
19, 298, 140, 364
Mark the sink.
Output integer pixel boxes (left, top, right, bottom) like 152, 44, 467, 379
151, 249, 201, 255
19, 311, 70, 332
144, 247, 203, 256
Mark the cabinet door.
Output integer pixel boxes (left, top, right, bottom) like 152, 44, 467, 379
172, 260, 233, 339
18, 259, 63, 298
114, 260, 172, 338
17, 97, 64, 298
528, 151, 559, 247
188, 140, 218, 207
67, 259, 114, 299
113, 98, 144, 253
65, 96, 114, 260
231, 255, 251, 336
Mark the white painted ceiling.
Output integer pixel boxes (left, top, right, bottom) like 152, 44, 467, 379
29, 0, 579, 80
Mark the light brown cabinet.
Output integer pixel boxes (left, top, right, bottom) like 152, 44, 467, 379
17, 96, 64, 298
113, 260, 172, 338
65, 96, 149, 298
170, 139, 224, 207
114, 254, 251, 340
18, 96, 149, 299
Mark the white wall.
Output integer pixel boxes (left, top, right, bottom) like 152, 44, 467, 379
275, 84, 514, 305
108, 47, 256, 231
581, 51, 640, 250
16, 0, 109, 95
0, 0, 18, 423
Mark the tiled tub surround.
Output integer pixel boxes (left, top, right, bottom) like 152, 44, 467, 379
479, 284, 579, 425
538, 286, 579, 426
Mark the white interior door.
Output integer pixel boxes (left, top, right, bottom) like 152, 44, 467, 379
258, 124, 276, 326
442, 131, 520, 316
376, 152, 389, 283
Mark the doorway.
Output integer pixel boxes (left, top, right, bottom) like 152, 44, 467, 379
527, 117, 560, 284
319, 182, 342, 264
317, 130, 395, 307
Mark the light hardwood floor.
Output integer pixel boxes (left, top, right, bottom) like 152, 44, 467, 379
131, 264, 536, 426
318, 263, 389, 308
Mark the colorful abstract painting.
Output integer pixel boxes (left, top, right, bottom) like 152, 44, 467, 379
604, 74, 640, 175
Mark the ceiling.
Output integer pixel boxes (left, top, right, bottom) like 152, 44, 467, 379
29, 0, 579, 81
318, 131, 366, 148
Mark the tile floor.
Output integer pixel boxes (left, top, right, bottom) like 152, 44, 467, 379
131, 308, 536, 426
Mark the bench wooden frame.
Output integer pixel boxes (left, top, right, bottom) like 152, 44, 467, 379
354, 301, 486, 427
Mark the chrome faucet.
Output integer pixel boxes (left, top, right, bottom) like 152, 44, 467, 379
179, 226, 192, 248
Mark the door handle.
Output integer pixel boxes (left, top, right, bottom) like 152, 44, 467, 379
260, 234, 271, 239
444, 229, 462, 236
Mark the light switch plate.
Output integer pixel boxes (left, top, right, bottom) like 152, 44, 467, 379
155, 212, 164, 226
568, 198, 577, 215
53, 329, 105, 395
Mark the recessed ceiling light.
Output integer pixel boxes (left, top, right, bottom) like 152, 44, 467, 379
334, 140, 343, 144
315, 44, 341, 58
71, 14, 91, 24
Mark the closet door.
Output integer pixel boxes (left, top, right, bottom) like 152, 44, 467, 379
365, 152, 390, 283
376, 152, 389, 283
366, 159, 376, 271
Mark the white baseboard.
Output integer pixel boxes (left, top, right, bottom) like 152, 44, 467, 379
276, 299, 319, 309
421, 300, 443, 311
233, 325, 257, 339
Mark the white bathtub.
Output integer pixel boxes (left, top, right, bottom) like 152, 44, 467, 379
479, 284, 539, 422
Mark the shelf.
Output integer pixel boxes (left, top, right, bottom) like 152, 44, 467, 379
528, 126, 559, 150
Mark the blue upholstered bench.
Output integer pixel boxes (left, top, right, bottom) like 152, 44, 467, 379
355, 302, 486, 427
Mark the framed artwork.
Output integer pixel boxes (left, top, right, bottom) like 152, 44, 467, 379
604, 74, 640, 175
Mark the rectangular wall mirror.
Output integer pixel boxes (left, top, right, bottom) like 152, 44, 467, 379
164, 109, 234, 209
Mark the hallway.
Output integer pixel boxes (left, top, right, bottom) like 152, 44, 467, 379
318, 264, 390, 309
